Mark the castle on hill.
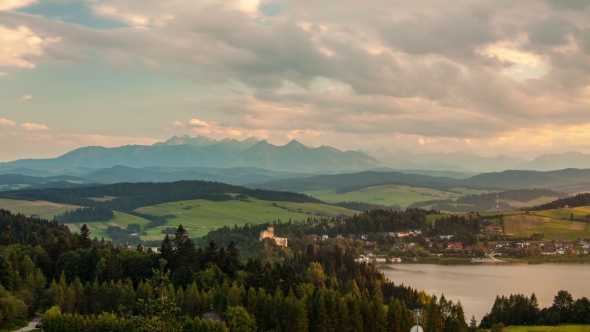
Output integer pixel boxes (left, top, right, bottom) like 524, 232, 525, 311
259, 227, 288, 247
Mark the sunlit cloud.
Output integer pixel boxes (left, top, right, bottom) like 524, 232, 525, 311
0, 0, 37, 11
0, 118, 16, 127
16, 94, 32, 102
0, 26, 59, 68
20, 122, 49, 130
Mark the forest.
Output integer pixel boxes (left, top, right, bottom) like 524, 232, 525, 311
54, 206, 115, 223
0, 180, 321, 213
480, 291, 590, 328
533, 192, 590, 210
0, 208, 476, 332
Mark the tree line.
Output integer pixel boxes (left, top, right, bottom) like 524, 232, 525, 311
1, 180, 321, 214
480, 290, 590, 328
54, 206, 115, 223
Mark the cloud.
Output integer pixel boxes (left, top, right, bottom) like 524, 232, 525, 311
174, 119, 243, 136
1, 0, 590, 157
16, 94, 32, 101
0, 118, 16, 126
20, 122, 49, 130
0, 25, 60, 68
0, 72, 6, 77
0, 0, 37, 11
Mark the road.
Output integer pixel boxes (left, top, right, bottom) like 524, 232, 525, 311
13, 314, 42, 332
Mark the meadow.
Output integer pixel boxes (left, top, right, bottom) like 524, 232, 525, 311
503, 208, 590, 240
0, 198, 151, 239
136, 198, 358, 239
507, 325, 590, 332
303, 185, 480, 208
0, 196, 357, 240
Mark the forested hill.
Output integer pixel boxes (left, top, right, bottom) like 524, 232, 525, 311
0, 208, 71, 246
248, 171, 461, 192
0, 180, 321, 212
532, 192, 590, 210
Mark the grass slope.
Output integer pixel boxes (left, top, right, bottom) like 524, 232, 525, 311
508, 325, 590, 331
304, 185, 491, 208
502, 207, 590, 240
0, 198, 151, 239
136, 198, 358, 240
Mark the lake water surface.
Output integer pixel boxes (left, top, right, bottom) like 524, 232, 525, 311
380, 263, 590, 321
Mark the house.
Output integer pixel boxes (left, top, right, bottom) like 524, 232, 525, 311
446, 242, 463, 250
322, 235, 329, 241
336, 234, 343, 239
437, 242, 444, 249
439, 235, 453, 240
496, 241, 513, 249
361, 235, 368, 240
485, 225, 503, 234
554, 241, 564, 249
542, 245, 556, 255
309, 234, 321, 241
428, 242, 435, 248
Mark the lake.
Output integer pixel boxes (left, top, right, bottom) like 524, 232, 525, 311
380, 263, 590, 321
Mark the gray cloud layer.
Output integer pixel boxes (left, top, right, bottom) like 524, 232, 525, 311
1, 0, 590, 157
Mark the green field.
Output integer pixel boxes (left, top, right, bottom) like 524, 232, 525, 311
507, 325, 590, 331
502, 207, 590, 240
136, 198, 358, 239
0, 198, 151, 239
303, 185, 470, 208
0, 198, 80, 220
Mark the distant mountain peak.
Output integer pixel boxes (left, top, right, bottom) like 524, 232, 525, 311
285, 139, 306, 148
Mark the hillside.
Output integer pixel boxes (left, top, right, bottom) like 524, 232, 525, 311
249, 171, 460, 192
253, 169, 590, 195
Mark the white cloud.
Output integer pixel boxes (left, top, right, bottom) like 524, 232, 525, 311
0, 0, 37, 11
0, 25, 59, 68
20, 122, 48, 130
16, 94, 32, 101
0, 118, 16, 126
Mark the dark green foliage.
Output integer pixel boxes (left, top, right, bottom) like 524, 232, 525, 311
0, 208, 70, 246
480, 291, 590, 327
54, 206, 114, 222
534, 192, 590, 210
3, 180, 321, 213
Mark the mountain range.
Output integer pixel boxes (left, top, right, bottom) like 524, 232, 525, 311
3, 135, 590, 174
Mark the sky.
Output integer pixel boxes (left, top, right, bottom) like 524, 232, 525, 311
1, 0, 590, 162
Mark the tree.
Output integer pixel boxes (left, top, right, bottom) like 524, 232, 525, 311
78, 224, 92, 249
552, 290, 574, 323
225, 306, 257, 332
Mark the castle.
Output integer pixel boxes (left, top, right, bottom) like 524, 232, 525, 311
259, 227, 288, 247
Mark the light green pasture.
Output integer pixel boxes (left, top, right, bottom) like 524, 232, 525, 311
135, 198, 357, 239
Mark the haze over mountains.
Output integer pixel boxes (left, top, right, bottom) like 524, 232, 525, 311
4, 135, 590, 174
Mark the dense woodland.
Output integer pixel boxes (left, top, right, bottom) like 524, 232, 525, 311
533, 192, 590, 210
54, 206, 115, 223
0, 180, 321, 213
0, 208, 478, 332
480, 291, 590, 327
